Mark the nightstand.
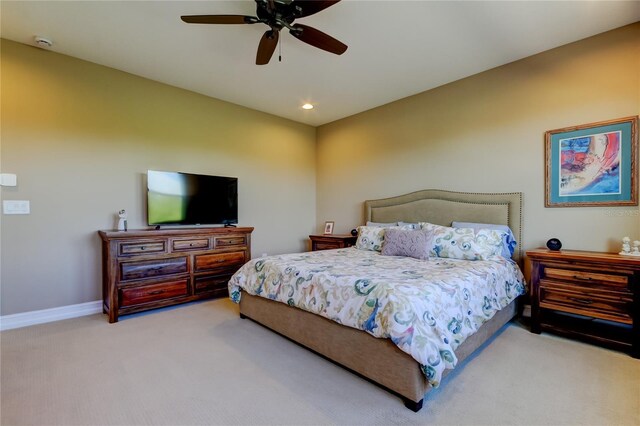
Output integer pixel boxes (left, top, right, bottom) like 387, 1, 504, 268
309, 234, 357, 251
527, 248, 640, 357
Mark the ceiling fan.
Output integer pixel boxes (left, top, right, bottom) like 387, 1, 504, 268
181, 0, 348, 65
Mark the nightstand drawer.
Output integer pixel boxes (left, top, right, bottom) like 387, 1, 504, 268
314, 241, 342, 250
544, 267, 628, 288
540, 286, 632, 324
309, 235, 357, 251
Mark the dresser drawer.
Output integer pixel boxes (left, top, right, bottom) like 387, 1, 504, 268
195, 251, 245, 272
194, 274, 230, 294
119, 280, 188, 307
120, 257, 188, 281
172, 238, 210, 252
119, 241, 166, 256
539, 285, 633, 324
543, 266, 628, 289
215, 236, 247, 248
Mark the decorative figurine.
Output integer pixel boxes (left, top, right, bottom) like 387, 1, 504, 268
117, 209, 128, 231
633, 240, 640, 256
619, 236, 632, 255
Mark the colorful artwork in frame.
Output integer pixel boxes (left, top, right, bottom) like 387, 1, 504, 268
545, 116, 638, 207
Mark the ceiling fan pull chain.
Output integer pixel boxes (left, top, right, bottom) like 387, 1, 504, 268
279, 35, 282, 62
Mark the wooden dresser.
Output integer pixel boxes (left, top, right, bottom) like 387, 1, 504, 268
99, 227, 253, 323
309, 234, 357, 251
527, 248, 639, 357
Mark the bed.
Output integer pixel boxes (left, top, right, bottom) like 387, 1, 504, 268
230, 189, 525, 411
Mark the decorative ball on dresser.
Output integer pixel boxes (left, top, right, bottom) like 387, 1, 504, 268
546, 238, 562, 251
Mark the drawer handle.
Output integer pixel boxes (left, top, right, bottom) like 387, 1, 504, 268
216, 259, 226, 263
573, 275, 592, 281
190, 243, 193, 247
140, 246, 145, 251
149, 290, 165, 295
569, 297, 593, 305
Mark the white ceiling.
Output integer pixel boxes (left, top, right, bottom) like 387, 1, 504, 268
1, 1, 639, 126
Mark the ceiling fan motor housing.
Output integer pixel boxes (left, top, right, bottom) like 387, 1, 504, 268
256, 0, 297, 30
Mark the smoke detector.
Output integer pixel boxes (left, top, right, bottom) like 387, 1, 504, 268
33, 36, 53, 49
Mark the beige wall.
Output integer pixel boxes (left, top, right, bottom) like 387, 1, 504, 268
2, 23, 639, 316
317, 24, 640, 255
1, 39, 316, 315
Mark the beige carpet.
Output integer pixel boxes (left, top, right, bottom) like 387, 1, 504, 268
1, 298, 638, 426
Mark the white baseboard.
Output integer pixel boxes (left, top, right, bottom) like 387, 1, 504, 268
0, 300, 102, 331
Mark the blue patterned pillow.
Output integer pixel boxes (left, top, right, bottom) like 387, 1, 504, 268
420, 222, 505, 260
381, 228, 431, 260
451, 222, 516, 258
355, 226, 387, 251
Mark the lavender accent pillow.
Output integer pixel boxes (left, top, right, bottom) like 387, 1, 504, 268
381, 228, 431, 260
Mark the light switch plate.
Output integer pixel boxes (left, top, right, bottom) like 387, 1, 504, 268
3, 200, 30, 214
0, 174, 17, 186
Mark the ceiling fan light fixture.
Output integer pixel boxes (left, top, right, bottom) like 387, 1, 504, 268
302, 103, 314, 110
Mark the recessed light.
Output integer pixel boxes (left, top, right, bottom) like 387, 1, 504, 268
301, 103, 314, 110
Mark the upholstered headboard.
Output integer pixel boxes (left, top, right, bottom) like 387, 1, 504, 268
365, 189, 523, 263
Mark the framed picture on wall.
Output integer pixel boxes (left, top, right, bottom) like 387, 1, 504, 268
545, 116, 638, 207
323, 221, 334, 235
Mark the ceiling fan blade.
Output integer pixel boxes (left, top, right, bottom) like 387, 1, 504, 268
180, 15, 258, 24
292, 0, 341, 18
290, 24, 347, 55
256, 30, 279, 65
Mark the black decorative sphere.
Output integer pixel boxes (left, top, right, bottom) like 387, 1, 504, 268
546, 238, 562, 251
350, 228, 358, 237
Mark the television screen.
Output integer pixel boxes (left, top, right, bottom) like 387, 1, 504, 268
147, 170, 238, 226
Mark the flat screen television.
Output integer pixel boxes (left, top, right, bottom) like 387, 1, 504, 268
147, 170, 238, 226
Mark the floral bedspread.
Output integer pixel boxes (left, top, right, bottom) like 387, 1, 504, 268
228, 248, 525, 386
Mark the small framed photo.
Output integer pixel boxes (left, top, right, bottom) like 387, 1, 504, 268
545, 116, 638, 207
323, 221, 334, 235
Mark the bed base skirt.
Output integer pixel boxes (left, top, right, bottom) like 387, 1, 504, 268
238, 293, 518, 411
